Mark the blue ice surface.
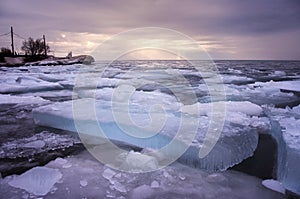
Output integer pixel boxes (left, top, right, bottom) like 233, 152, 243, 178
33, 99, 259, 172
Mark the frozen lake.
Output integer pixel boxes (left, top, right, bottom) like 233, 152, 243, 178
0, 60, 300, 198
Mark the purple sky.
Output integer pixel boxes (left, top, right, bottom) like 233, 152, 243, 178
0, 0, 299, 59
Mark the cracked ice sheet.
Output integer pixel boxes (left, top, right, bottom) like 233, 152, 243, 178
215, 81, 300, 107
0, 94, 49, 105
0, 74, 63, 94
250, 80, 300, 93
0, 150, 285, 199
32, 98, 262, 171
0, 131, 81, 159
258, 80, 300, 99
20, 90, 75, 99
77, 87, 181, 111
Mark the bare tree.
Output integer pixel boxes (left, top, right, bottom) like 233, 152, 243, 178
0, 47, 13, 62
21, 37, 50, 56
0, 47, 12, 56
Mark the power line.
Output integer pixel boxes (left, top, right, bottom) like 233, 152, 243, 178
1, 27, 49, 55
0, 32, 10, 37
13, 32, 26, 40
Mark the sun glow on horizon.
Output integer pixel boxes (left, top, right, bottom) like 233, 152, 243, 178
48, 30, 237, 59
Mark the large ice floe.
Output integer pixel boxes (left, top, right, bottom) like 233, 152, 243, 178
33, 88, 263, 172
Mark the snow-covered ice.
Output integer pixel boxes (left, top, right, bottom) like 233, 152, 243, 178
181, 101, 263, 117
221, 80, 300, 107
0, 94, 48, 104
120, 151, 159, 172
0, 75, 63, 94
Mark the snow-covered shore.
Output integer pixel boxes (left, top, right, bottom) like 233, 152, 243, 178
0, 55, 95, 67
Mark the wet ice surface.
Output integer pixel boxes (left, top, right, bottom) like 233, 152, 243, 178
0, 131, 81, 159
0, 60, 300, 198
0, 150, 285, 199
0, 100, 83, 177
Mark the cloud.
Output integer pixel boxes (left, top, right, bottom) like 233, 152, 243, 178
0, 0, 299, 59
2, 0, 299, 35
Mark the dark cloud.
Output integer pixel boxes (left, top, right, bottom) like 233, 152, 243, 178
138, 0, 300, 36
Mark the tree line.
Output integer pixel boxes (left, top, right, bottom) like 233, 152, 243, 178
0, 37, 50, 62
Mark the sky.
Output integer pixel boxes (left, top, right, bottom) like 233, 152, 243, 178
0, 0, 300, 60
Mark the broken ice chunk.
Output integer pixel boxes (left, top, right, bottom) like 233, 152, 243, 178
113, 181, 126, 193
178, 173, 186, 181
102, 168, 116, 181
120, 151, 158, 172
23, 140, 45, 149
130, 184, 153, 199
54, 157, 68, 165
150, 180, 160, 188
80, 180, 88, 187
8, 167, 62, 196
262, 179, 285, 194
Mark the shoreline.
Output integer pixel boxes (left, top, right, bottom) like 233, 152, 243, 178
0, 55, 95, 67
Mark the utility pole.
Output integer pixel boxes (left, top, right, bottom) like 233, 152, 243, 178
10, 26, 15, 56
43, 34, 47, 57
